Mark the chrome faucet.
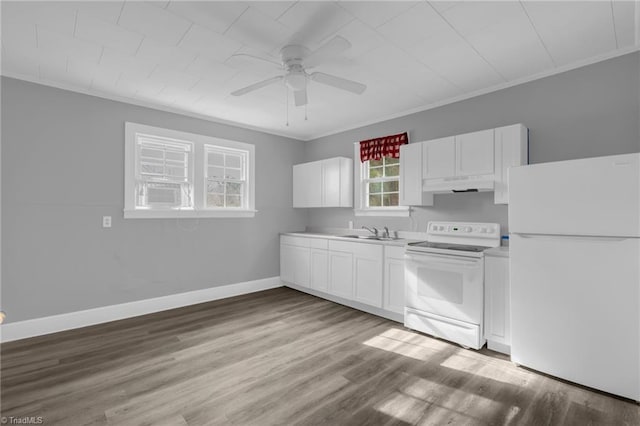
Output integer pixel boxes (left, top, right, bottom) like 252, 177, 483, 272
362, 225, 378, 236
383, 226, 390, 238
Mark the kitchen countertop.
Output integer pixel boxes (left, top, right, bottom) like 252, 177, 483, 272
485, 246, 510, 257
281, 231, 422, 247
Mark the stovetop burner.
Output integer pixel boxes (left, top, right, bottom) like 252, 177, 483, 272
407, 241, 487, 253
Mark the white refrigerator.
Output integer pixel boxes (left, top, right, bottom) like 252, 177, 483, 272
509, 153, 640, 401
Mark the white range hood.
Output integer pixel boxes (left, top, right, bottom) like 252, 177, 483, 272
422, 175, 495, 194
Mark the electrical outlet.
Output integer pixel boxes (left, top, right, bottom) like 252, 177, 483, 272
102, 216, 112, 228
348, 220, 354, 229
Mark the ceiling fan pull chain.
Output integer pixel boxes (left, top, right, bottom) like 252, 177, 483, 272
285, 85, 289, 127
305, 103, 308, 121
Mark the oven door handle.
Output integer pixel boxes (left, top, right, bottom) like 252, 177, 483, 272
405, 252, 481, 268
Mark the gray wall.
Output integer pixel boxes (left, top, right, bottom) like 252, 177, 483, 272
1, 77, 307, 323
304, 52, 640, 233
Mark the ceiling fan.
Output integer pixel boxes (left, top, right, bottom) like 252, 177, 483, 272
230, 36, 367, 107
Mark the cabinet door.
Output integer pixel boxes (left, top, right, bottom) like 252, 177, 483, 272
322, 158, 341, 207
484, 255, 510, 346
455, 129, 495, 176
353, 245, 383, 307
328, 250, 353, 299
280, 244, 296, 284
399, 143, 433, 206
292, 246, 310, 288
293, 161, 322, 207
423, 136, 455, 180
310, 249, 329, 292
494, 124, 528, 204
384, 252, 405, 314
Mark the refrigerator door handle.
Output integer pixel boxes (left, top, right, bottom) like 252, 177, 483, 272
512, 233, 631, 243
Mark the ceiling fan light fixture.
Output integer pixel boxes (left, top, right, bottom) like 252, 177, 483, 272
285, 71, 307, 91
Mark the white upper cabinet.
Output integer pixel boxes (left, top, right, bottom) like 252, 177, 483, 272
293, 161, 322, 207
423, 136, 455, 180
455, 129, 495, 176
399, 142, 434, 206
494, 124, 528, 204
420, 124, 528, 202
293, 157, 352, 208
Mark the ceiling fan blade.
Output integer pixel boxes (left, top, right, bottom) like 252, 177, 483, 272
310, 72, 366, 94
304, 35, 351, 68
231, 76, 283, 96
294, 89, 308, 106
228, 53, 282, 69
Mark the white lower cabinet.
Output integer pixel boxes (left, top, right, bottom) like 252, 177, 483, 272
309, 249, 329, 292
383, 246, 405, 314
280, 236, 310, 288
484, 250, 510, 354
328, 249, 353, 299
353, 244, 383, 307
281, 235, 403, 321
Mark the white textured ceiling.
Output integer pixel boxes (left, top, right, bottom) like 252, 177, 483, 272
1, 1, 638, 140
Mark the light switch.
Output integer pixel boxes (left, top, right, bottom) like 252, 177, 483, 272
102, 216, 112, 228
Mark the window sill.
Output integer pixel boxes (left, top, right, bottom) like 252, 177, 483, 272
354, 207, 410, 217
124, 209, 257, 219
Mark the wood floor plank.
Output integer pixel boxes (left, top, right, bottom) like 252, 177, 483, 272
1, 287, 638, 425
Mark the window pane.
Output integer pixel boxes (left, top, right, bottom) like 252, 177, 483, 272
140, 148, 164, 159
383, 180, 399, 192
369, 167, 383, 178
225, 168, 242, 180
368, 182, 382, 193
368, 194, 382, 207
165, 151, 185, 162
166, 165, 186, 179
383, 193, 399, 207
208, 152, 224, 166
207, 180, 224, 194
140, 163, 164, 175
207, 193, 224, 207
226, 195, 242, 207
385, 157, 399, 165
208, 166, 225, 178
226, 182, 242, 195
225, 154, 242, 168
385, 165, 399, 177
369, 159, 383, 167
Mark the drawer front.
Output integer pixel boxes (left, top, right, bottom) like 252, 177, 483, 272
281, 235, 310, 248
308, 238, 329, 250
385, 245, 406, 259
328, 239, 359, 253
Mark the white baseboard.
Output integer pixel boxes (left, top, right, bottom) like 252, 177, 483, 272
1, 277, 283, 343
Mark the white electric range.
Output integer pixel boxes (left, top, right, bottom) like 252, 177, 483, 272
404, 221, 500, 349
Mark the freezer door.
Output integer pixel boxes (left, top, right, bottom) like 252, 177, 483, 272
509, 153, 639, 237
510, 233, 640, 401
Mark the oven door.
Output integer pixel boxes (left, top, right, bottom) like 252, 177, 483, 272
405, 251, 484, 325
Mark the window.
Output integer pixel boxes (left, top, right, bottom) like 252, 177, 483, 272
135, 135, 194, 210
125, 123, 255, 218
205, 146, 247, 209
363, 156, 399, 207
353, 143, 409, 217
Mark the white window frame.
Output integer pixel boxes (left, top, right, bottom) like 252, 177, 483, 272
125, 122, 256, 219
353, 143, 410, 217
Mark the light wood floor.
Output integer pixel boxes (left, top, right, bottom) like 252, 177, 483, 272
1, 287, 638, 425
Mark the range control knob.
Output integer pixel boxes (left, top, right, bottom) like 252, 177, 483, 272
464, 226, 472, 232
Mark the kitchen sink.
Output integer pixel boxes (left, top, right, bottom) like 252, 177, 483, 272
339, 235, 403, 241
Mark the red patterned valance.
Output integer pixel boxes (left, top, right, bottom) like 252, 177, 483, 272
359, 132, 408, 162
